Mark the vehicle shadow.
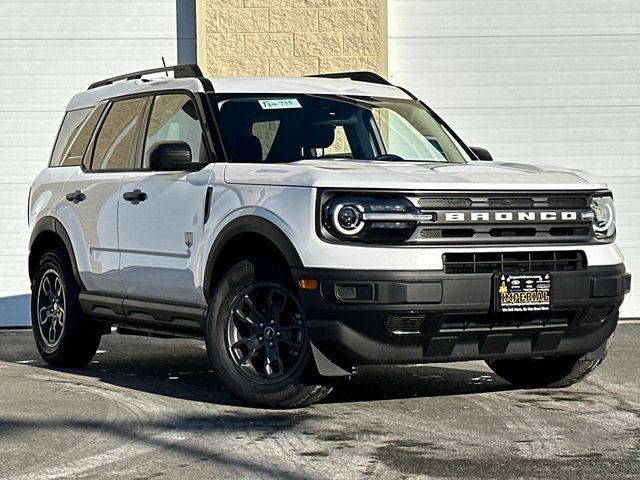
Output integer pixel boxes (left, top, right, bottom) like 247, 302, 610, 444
328, 364, 512, 403
0, 330, 512, 407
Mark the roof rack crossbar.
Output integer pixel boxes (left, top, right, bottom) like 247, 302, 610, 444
308, 71, 392, 86
88, 64, 203, 90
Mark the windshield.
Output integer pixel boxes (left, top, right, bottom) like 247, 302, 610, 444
214, 94, 470, 164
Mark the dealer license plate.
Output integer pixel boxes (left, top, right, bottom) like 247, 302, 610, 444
496, 273, 552, 312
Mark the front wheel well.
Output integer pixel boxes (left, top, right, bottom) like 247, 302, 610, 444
206, 232, 294, 300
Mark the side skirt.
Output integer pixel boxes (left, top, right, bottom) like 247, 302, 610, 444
79, 292, 206, 339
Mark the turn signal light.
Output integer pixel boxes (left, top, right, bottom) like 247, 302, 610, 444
298, 278, 318, 290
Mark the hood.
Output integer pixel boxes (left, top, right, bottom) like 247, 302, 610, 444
224, 160, 607, 191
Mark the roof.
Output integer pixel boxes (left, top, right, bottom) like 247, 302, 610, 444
66, 77, 205, 111
209, 76, 411, 99
66, 74, 412, 111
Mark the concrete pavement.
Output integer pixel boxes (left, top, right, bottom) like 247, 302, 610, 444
0, 324, 638, 479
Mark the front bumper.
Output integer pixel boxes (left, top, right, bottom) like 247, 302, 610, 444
293, 264, 631, 369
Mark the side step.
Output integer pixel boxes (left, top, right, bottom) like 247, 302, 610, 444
79, 292, 206, 338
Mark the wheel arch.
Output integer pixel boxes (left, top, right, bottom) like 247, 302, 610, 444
203, 216, 303, 303
29, 216, 85, 290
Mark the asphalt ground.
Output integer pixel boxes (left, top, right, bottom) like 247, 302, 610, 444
0, 323, 638, 480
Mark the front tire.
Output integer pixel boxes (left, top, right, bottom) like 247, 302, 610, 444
486, 349, 608, 388
205, 258, 334, 408
31, 249, 101, 367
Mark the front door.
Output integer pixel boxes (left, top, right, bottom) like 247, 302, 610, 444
118, 93, 213, 306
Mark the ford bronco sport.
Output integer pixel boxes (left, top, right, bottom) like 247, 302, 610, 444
28, 65, 631, 407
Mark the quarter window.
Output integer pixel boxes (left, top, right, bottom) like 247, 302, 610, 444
92, 97, 146, 171
143, 94, 205, 167
49, 108, 91, 167
64, 104, 106, 167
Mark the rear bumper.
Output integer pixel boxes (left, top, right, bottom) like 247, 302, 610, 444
293, 264, 631, 369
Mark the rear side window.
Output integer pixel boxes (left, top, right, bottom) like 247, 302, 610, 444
92, 97, 147, 171
49, 108, 91, 167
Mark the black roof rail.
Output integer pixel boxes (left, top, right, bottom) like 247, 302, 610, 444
308, 71, 392, 86
88, 64, 203, 90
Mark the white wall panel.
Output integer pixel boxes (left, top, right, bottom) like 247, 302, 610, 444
389, 0, 640, 317
0, 0, 185, 326
390, 0, 640, 37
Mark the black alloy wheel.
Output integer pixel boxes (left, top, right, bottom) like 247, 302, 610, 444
205, 257, 335, 408
226, 283, 307, 382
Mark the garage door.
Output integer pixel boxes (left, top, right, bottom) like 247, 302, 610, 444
0, 1, 194, 326
389, 0, 639, 317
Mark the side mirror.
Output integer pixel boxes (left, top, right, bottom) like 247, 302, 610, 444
470, 146, 493, 162
148, 141, 193, 171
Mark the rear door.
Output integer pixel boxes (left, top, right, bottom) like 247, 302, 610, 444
60, 97, 148, 295
117, 92, 213, 307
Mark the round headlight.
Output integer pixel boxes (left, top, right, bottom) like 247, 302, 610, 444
332, 203, 365, 235
322, 194, 425, 243
590, 195, 616, 239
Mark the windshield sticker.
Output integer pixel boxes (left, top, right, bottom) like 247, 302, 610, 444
258, 99, 302, 110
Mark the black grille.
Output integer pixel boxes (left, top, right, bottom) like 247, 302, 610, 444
411, 192, 595, 245
439, 311, 574, 332
443, 251, 587, 274
384, 314, 426, 334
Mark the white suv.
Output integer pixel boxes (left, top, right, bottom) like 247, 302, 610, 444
28, 65, 631, 407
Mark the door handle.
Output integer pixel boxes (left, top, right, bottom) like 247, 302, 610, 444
122, 189, 148, 203
65, 190, 86, 203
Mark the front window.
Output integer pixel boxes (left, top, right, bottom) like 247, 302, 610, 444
215, 95, 469, 164
143, 94, 205, 167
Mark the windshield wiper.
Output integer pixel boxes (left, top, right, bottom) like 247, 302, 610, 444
374, 153, 406, 162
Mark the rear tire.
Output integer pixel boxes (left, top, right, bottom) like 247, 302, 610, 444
31, 249, 101, 367
205, 257, 334, 408
486, 348, 609, 388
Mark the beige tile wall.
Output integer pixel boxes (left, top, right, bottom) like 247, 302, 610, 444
196, 0, 387, 77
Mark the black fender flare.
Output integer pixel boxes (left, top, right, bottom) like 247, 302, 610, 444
29, 216, 85, 290
203, 217, 351, 377
203, 216, 303, 302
